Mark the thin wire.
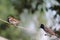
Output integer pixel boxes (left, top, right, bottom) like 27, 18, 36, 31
0, 19, 9, 24
0, 18, 26, 30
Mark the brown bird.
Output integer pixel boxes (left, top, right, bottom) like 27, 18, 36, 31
8, 16, 20, 26
40, 24, 56, 36
8, 16, 56, 36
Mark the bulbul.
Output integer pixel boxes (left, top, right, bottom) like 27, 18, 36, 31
40, 24, 56, 36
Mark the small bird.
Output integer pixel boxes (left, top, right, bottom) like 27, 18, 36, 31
7, 16, 56, 35
8, 16, 20, 26
40, 24, 56, 36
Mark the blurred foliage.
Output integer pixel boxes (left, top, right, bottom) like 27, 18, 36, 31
0, 0, 60, 40
0, 0, 18, 22
50, 5, 60, 15
0, 0, 20, 40
56, 0, 60, 3
0, 25, 21, 40
10, 0, 32, 13
0, 0, 19, 28
0, 0, 34, 40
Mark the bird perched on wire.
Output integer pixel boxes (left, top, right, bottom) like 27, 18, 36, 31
40, 24, 60, 40
40, 24, 56, 36
8, 16, 56, 36
7, 16, 20, 26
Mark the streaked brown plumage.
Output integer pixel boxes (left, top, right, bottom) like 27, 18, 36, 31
40, 24, 56, 36
8, 16, 20, 26
44, 26, 56, 35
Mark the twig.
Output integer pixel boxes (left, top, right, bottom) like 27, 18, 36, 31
0, 19, 9, 24
0, 18, 27, 30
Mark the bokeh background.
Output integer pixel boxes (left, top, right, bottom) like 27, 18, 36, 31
0, 0, 60, 40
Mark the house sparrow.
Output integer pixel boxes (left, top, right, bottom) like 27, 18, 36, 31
8, 16, 20, 26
